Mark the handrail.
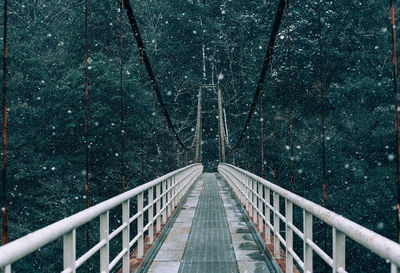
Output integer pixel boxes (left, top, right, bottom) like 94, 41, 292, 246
219, 163, 400, 273
0, 164, 203, 273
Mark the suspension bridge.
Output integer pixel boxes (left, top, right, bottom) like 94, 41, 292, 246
1, 0, 400, 272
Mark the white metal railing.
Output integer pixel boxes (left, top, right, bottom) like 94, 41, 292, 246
0, 164, 203, 273
219, 163, 400, 273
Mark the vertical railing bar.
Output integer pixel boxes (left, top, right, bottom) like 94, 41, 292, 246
172, 176, 176, 209
258, 181, 263, 232
156, 183, 161, 232
137, 193, 144, 258
122, 200, 130, 273
100, 211, 110, 273
273, 192, 280, 258
162, 180, 167, 224
333, 228, 345, 273
265, 187, 271, 243
242, 173, 246, 205
248, 177, 252, 216
4, 265, 11, 273
179, 172, 183, 201
391, 263, 399, 273
148, 187, 154, 244
63, 229, 76, 273
304, 210, 313, 272
286, 200, 293, 273
253, 179, 257, 224
167, 178, 172, 217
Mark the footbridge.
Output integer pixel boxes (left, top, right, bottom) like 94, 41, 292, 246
0, 165, 400, 273
1, 0, 400, 272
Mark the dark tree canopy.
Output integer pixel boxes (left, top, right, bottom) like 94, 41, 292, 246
0, 0, 398, 272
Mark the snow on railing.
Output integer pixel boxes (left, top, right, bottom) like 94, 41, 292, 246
0, 164, 203, 273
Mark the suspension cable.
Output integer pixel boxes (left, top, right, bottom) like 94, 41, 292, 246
391, 0, 400, 243
119, 0, 125, 192
123, 0, 195, 151
286, 0, 295, 193
224, 0, 286, 150
84, 0, 90, 270
1, 0, 8, 246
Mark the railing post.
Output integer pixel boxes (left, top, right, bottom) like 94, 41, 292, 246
179, 172, 184, 199
148, 187, 154, 244
241, 173, 246, 204
167, 178, 172, 217
253, 179, 257, 224
137, 193, 144, 258
243, 174, 247, 209
248, 177, 252, 216
63, 229, 76, 273
122, 200, 130, 273
265, 187, 271, 243
304, 211, 313, 273
172, 176, 176, 208
391, 263, 400, 273
258, 182, 263, 232
156, 183, 161, 232
285, 200, 293, 273
162, 180, 167, 224
237, 172, 242, 203
333, 228, 345, 273
273, 192, 280, 258
100, 211, 110, 272
176, 173, 181, 201
236, 173, 240, 203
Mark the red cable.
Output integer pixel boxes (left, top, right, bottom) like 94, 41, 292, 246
84, 0, 90, 271
391, 0, 400, 243
120, 0, 125, 192
286, 0, 295, 192
318, 0, 329, 259
318, 0, 327, 209
1, 0, 8, 246
270, 50, 277, 185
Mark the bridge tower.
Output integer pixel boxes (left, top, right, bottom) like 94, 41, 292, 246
198, 84, 218, 171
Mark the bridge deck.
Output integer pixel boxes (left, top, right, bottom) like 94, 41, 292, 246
142, 173, 277, 273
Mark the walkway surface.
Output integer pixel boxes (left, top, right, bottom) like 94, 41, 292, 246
145, 173, 275, 273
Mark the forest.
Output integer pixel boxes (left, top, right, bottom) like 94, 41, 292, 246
0, 0, 399, 272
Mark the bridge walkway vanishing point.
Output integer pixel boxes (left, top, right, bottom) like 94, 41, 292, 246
140, 173, 278, 273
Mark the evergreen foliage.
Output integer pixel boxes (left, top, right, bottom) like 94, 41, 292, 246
0, 0, 398, 272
